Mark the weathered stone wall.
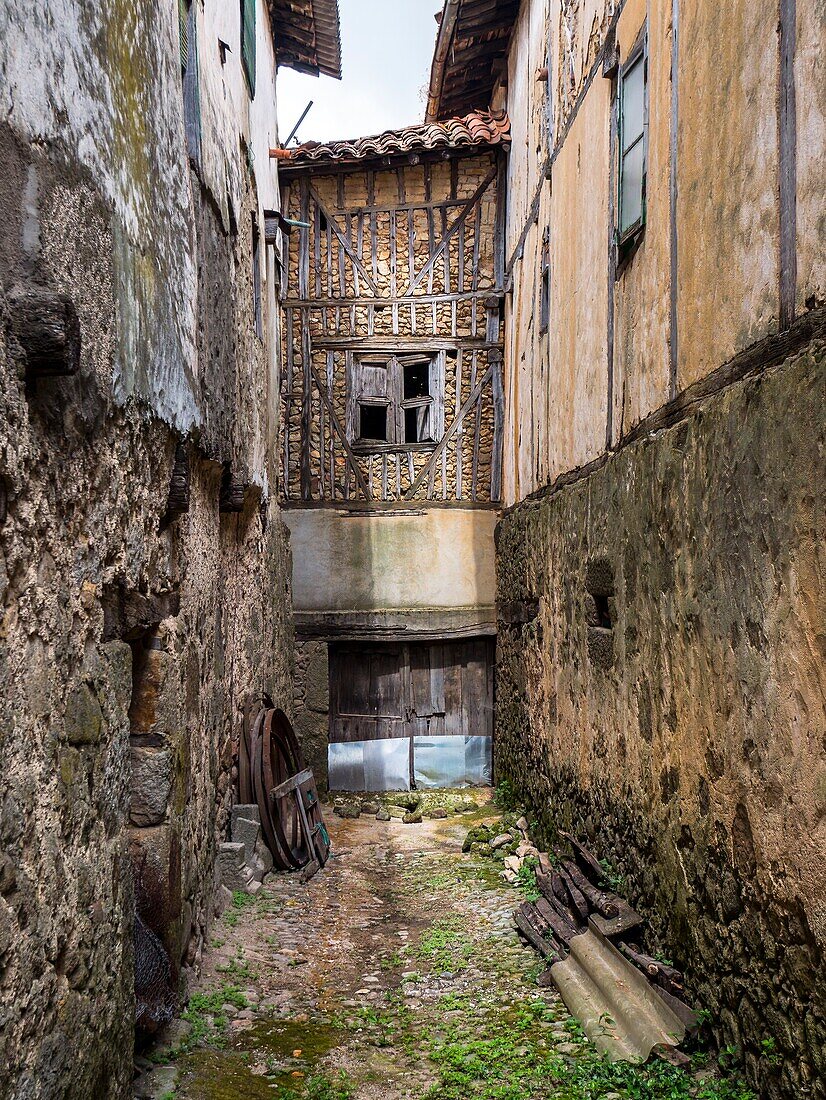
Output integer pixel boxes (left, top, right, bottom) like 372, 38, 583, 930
292, 640, 331, 792
495, 341, 825, 1100
0, 67, 292, 1100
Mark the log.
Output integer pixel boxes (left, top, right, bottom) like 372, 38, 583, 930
558, 831, 606, 884
618, 942, 684, 990
558, 867, 591, 923
535, 897, 579, 945
9, 288, 81, 379
590, 899, 643, 938
537, 871, 583, 929
514, 904, 555, 959
560, 860, 619, 918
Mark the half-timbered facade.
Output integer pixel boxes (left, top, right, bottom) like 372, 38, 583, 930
277, 112, 509, 792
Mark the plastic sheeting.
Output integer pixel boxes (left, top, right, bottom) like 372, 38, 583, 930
414, 734, 492, 788
328, 737, 411, 792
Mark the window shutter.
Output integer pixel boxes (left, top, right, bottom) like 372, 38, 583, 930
241, 0, 256, 98
179, 0, 189, 72
429, 352, 445, 441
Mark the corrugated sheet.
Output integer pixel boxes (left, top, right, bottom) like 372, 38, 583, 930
550, 923, 695, 1062
278, 110, 510, 170
270, 0, 342, 80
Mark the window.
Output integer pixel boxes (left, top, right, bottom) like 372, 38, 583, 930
252, 215, 263, 339
347, 352, 445, 451
240, 0, 256, 98
180, 0, 201, 167
617, 43, 647, 245
539, 229, 550, 334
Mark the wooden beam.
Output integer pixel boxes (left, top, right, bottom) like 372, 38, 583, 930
308, 361, 372, 500
401, 166, 498, 297
309, 184, 381, 297
405, 364, 492, 499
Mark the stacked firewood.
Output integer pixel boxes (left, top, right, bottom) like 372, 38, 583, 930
514, 831, 689, 1005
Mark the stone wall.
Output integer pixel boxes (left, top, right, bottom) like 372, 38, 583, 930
0, 100, 292, 1100
495, 340, 825, 1100
293, 640, 331, 792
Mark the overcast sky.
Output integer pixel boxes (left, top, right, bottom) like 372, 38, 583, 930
277, 0, 441, 145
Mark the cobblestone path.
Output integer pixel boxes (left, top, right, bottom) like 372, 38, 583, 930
138, 795, 748, 1100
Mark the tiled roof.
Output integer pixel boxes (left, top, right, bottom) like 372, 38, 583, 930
276, 111, 510, 170
269, 0, 342, 80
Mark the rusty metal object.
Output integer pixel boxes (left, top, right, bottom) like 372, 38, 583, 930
239, 705, 330, 874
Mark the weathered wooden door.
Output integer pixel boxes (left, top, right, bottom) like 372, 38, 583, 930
328, 639, 493, 791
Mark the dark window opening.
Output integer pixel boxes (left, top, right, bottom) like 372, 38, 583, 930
593, 593, 612, 629
404, 406, 433, 444
319, 211, 328, 232
403, 361, 429, 400
539, 229, 550, 333
359, 404, 388, 442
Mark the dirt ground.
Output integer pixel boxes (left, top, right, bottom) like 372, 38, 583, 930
135, 794, 748, 1100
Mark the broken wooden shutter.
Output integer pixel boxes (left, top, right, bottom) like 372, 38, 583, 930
240, 0, 256, 98
429, 351, 446, 441
389, 356, 403, 445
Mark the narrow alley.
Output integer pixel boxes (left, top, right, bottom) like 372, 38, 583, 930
137, 794, 749, 1100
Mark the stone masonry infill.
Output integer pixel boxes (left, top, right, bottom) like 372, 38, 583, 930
138, 798, 750, 1100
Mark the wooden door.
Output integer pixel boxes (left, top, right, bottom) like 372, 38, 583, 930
328, 639, 493, 792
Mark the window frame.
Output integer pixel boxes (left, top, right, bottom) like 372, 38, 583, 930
346, 351, 446, 454
616, 35, 648, 250
539, 229, 550, 334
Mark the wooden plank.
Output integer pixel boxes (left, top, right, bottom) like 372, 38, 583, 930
405, 365, 492, 499
327, 350, 335, 497
309, 184, 380, 296
309, 359, 371, 500
270, 768, 313, 802
490, 353, 504, 502
402, 166, 498, 296
668, 0, 679, 400
390, 210, 398, 334
455, 348, 464, 499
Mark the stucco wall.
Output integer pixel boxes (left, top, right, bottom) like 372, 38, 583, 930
496, 342, 826, 1099
502, 0, 825, 502
283, 507, 497, 617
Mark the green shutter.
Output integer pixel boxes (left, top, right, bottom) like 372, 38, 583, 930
241, 0, 256, 98
179, 0, 189, 73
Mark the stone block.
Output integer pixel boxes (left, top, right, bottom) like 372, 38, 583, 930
218, 842, 256, 893
254, 833, 273, 875
232, 803, 260, 831
130, 747, 173, 826
64, 683, 103, 745
304, 643, 329, 713
232, 816, 260, 863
